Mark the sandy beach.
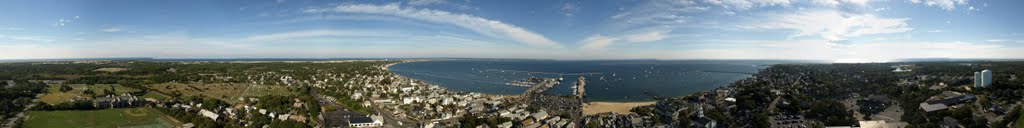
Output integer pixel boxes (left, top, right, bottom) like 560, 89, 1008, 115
582, 101, 657, 115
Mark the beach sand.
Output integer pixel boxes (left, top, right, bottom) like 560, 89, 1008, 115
582, 101, 656, 115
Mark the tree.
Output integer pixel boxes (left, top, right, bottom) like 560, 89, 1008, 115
82, 89, 95, 95
59, 84, 72, 92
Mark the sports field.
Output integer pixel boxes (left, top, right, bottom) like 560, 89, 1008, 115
22, 108, 177, 128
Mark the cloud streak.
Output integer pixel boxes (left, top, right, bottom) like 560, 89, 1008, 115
909, 0, 970, 11
246, 29, 398, 41
749, 10, 912, 41
305, 3, 562, 48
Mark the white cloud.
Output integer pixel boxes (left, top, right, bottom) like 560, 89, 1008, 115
810, 0, 869, 7
53, 16, 80, 27
407, 0, 445, 6
750, 10, 912, 41
704, 0, 792, 10
909, 0, 970, 11
55, 19, 70, 27
607, 0, 704, 29
101, 28, 122, 32
625, 30, 671, 42
679, 6, 711, 13
560, 2, 581, 16
927, 29, 944, 32
306, 3, 562, 48
985, 39, 1009, 42
2, 35, 57, 42
246, 29, 397, 41
579, 35, 618, 51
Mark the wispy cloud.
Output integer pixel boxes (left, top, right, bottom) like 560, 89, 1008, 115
704, 0, 791, 10
579, 35, 618, 51
246, 29, 398, 41
625, 30, 671, 43
54, 16, 79, 27
407, 0, 446, 6
746, 10, 912, 41
2, 35, 57, 42
305, 3, 562, 48
811, 0, 871, 7
101, 28, 122, 32
909, 0, 970, 11
560, 2, 581, 17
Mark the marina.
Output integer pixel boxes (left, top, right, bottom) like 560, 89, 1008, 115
388, 60, 778, 101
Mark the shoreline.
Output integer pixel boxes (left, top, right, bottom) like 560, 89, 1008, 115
582, 101, 657, 115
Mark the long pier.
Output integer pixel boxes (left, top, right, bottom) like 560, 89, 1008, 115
519, 78, 558, 98
573, 76, 586, 99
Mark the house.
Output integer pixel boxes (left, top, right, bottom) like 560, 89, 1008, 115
348, 115, 384, 127
400, 85, 415, 92
531, 111, 549, 121
199, 109, 220, 120
692, 107, 717, 128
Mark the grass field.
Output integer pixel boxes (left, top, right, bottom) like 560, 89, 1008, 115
93, 68, 129, 72
22, 108, 176, 128
39, 92, 83, 105
139, 92, 169, 101
147, 83, 298, 103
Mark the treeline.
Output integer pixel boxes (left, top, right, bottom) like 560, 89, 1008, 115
0, 81, 46, 116
0, 60, 397, 87
31, 100, 97, 111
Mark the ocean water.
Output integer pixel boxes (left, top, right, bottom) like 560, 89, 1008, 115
389, 60, 786, 102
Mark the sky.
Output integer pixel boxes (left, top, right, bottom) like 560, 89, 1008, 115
1, 0, 1023, 62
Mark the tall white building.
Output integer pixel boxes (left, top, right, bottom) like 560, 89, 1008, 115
974, 69, 993, 88
974, 72, 982, 88
982, 69, 992, 87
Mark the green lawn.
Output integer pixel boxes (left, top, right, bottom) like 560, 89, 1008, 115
22, 108, 175, 128
139, 92, 169, 100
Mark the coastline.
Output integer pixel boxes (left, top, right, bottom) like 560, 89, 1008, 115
582, 101, 657, 115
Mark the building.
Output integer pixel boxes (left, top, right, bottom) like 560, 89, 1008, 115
93, 94, 145, 108
974, 72, 982, 88
858, 120, 908, 128
974, 69, 993, 88
199, 109, 220, 120
982, 69, 992, 87
692, 107, 717, 128
348, 115, 384, 127
919, 91, 976, 112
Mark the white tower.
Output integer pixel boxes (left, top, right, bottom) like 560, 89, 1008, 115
974, 71, 982, 88
982, 69, 992, 87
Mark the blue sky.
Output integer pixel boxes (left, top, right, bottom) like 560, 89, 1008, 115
1, 0, 1022, 62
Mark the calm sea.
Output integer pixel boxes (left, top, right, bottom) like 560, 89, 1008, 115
389, 59, 794, 102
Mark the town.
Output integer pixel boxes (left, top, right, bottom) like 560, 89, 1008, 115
1, 60, 1024, 128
